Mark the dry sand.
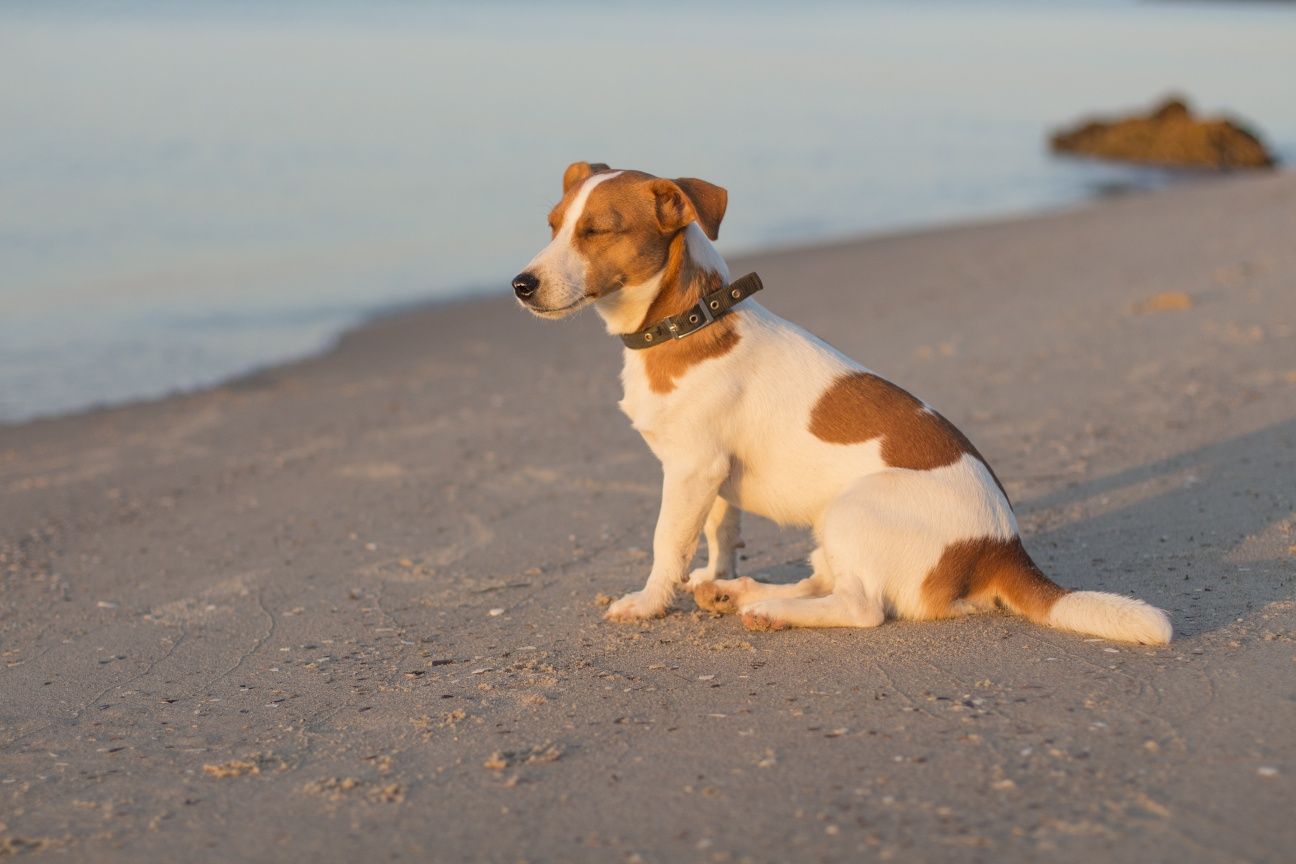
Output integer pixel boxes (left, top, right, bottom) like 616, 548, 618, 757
2, 172, 1294, 862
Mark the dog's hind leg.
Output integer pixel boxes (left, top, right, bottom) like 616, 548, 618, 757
694, 547, 834, 614
686, 497, 743, 587
736, 473, 917, 631
739, 580, 884, 631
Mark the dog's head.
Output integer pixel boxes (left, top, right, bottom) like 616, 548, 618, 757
512, 162, 727, 318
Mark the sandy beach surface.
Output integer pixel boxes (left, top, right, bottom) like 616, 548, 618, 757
2, 172, 1294, 862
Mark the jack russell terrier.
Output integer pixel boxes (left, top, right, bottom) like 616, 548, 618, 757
511, 162, 1172, 644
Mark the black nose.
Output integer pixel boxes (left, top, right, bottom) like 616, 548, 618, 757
512, 272, 539, 299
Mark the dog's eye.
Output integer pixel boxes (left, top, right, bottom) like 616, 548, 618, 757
581, 225, 610, 237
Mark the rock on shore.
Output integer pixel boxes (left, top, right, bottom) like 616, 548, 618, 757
1050, 96, 1275, 169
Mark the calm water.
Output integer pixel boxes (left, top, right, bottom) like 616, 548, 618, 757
2, 1, 1294, 422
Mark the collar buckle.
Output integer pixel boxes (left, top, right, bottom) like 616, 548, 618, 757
667, 300, 713, 340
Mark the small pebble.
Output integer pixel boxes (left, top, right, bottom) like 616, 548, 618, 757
1257, 766, 1279, 777
488, 608, 504, 617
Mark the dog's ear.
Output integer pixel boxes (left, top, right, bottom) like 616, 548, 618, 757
674, 178, 727, 240
562, 161, 610, 193
651, 178, 727, 240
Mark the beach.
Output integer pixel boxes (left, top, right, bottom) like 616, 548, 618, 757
2, 171, 1294, 861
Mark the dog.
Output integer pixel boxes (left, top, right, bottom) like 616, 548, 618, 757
512, 162, 1172, 644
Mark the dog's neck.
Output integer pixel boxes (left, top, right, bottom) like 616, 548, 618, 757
594, 222, 730, 337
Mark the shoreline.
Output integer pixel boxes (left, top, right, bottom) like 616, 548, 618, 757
2, 167, 1271, 433
2, 167, 1294, 862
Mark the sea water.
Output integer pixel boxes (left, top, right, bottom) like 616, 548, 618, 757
2, 0, 1294, 422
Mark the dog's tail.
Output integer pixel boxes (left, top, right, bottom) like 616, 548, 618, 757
1043, 590, 1173, 645
990, 541, 1172, 645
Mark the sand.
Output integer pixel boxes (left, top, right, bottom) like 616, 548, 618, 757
1, 172, 1294, 862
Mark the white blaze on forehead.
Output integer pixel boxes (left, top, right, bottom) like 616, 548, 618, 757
531, 170, 622, 259
524, 171, 622, 304
556, 170, 621, 237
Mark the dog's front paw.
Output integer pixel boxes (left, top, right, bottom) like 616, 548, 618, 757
604, 590, 667, 623
685, 567, 718, 586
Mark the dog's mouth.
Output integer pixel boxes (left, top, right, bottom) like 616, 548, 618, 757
521, 295, 592, 319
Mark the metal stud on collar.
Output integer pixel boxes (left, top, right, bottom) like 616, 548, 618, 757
619, 272, 763, 350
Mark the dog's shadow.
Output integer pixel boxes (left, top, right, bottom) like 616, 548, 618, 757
734, 417, 1296, 640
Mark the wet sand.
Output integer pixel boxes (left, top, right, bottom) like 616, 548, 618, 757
1, 171, 1294, 862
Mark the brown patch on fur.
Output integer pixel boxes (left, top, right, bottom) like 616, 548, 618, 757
808, 372, 1008, 498
920, 536, 1067, 622
546, 193, 574, 240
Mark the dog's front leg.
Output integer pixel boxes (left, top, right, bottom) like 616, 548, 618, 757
605, 455, 728, 622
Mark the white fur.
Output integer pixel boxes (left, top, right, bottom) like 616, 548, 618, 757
1048, 591, 1173, 645
521, 184, 1172, 645
595, 269, 664, 336
683, 221, 730, 282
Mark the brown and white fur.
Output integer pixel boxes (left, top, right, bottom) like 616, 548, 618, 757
512, 162, 1171, 644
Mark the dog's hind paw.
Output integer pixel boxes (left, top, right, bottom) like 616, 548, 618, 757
741, 609, 789, 632
693, 577, 752, 614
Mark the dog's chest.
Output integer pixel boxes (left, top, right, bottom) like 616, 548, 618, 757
617, 364, 674, 455
616, 352, 726, 458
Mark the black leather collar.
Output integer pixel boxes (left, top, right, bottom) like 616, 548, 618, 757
619, 272, 763, 350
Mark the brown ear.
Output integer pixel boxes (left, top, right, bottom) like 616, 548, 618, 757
673, 177, 727, 240
648, 179, 696, 236
562, 161, 610, 193
649, 178, 728, 239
